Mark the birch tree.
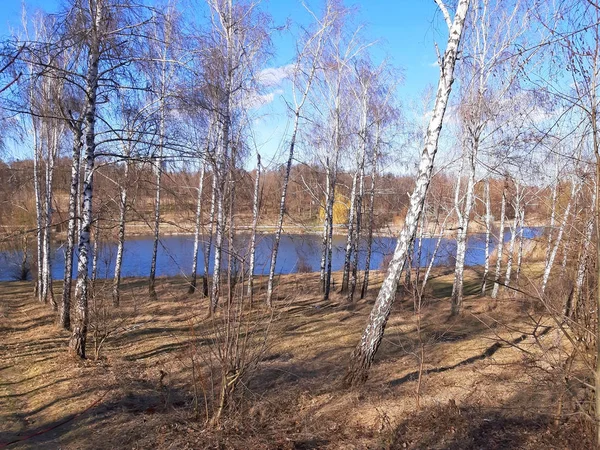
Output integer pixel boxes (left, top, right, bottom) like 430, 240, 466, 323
265, 1, 335, 307
344, 0, 470, 386
66, 0, 152, 358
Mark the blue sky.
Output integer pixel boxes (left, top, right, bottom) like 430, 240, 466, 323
0, 0, 449, 165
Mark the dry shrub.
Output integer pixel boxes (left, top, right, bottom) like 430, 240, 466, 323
89, 281, 139, 360
296, 255, 312, 273
185, 264, 274, 426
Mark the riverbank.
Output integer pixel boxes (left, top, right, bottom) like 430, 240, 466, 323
0, 269, 589, 449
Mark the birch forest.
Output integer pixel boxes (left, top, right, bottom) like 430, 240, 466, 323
2, 0, 600, 448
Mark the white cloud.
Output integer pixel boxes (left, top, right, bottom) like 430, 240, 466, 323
257, 64, 296, 87
244, 89, 284, 109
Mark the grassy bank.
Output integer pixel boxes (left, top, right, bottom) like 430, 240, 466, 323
0, 268, 591, 449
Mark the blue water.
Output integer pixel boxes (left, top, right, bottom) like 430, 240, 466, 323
0, 228, 543, 282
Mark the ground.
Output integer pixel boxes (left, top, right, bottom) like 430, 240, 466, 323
0, 270, 594, 449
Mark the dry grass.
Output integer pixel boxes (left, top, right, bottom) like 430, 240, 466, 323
0, 268, 593, 449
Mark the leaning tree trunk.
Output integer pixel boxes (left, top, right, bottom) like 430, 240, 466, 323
189, 162, 206, 294
69, 5, 101, 359
343, 0, 470, 387
61, 126, 83, 327
491, 186, 507, 299
112, 150, 129, 306
248, 154, 261, 304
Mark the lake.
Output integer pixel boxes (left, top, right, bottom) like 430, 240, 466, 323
0, 228, 543, 282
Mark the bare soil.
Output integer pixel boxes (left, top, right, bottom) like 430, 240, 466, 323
0, 270, 593, 449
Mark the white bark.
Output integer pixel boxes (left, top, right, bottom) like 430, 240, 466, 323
69, 0, 102, 359
203, 169, 217, 298
573, 186, 595, 316
361, 123, 381, 299
62, 125, 83, 327
148, 148, 163, 300
112, 147, 129, 306
342, 170, 359, 292
91, 216, 100, 283
515, 205, 525, 284
348, 78, 370, 302
320, 160, 331, 292
481, 177, 491, 294
491, 186, 506, 299
189, 162, 206, 294
345, 0, 470, 386
542, 179, 580, 293
248, 154, 261, 303
451, 140, 476, 315
265, 16, 328, 305
504, 182, 520, 290
545, 160, 559, 268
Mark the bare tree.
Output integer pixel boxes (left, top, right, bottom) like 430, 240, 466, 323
344, 0, 471, 386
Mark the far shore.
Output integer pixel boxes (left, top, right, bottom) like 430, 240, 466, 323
0, 217, 548, 243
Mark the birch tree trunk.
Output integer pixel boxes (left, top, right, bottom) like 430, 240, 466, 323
343, 0, 470, 386
62, 126, 83, 326
342, 171, 359, 293
491, 186, 506, 299
203, 170, 217, 298
361, 127, 380, 299
572, 186, 595, 316
541, 179, 579, 293
320, 160, 331, 292
248, 154, 261, 304
504, 182, 520, 290
43, 125, 59, 310
189, 162, 206, 294
348, 82, 369, 302
112, 149, 129, 306
149, 138, 163, 301
481, 177, 491, 294
32, 117, 43, 302
348, 152, 366, 303
545, 161, 559, 268
324, 162, 336, 301
91, 215, 100, 284
451, 138, 476, 315
211, 133, 228, 313
515, 206, 525, 284
265, 26, 326, 306
69, 1, 102, 359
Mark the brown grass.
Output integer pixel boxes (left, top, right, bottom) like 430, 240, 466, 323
0, 268, 593, 449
